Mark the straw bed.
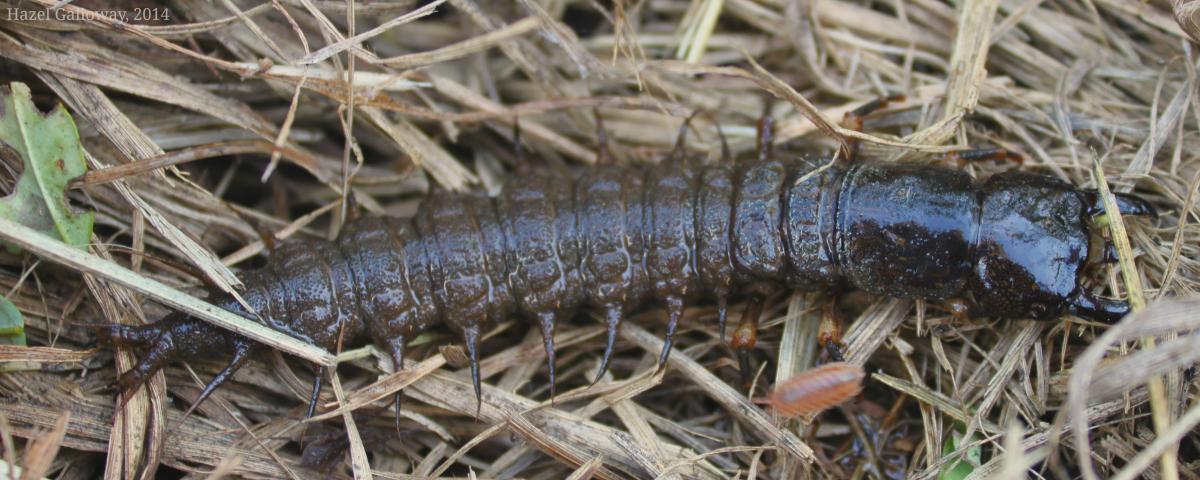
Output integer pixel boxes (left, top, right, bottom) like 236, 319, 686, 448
0, 1, 1197, 478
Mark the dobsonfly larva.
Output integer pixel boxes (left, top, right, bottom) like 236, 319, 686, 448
93, 110, 1156, 421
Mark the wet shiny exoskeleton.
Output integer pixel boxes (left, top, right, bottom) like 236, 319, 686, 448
95, 117, 1155, 422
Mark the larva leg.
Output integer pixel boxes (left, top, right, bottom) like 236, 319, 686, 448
839, 94, 904, 160
667, 110, 702, 163
115, 337, 174, 402
511, 117, 529, 174
1100, 243, 1120, 263
418, 193, 513, 416
592, 107, 611, 165
940, 147, 1023, 167
707, 111, 731, 162
818, 300, 846, 363
840, 95, 905, 131
92, 323, 161, 347
730, 296, 764, 388
99, 314, 236, 407
755, 115, 774, 163
942, 298, 972, 322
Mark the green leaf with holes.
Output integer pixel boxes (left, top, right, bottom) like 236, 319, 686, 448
940, 423, 982, 480
0, 82, 93, 252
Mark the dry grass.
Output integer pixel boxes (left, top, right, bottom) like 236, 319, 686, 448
0, 0, 1198, 478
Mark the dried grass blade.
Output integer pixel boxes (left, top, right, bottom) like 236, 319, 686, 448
843, 299, 910, 366
405, 368, 712, 479
609, 398, 674, 479
872, 373, 1002, 434
1088, 332, 1200, 400
298, 0, 447, 65
17, 411, 67, 480
774, 294, 819, 391
327, 369, 373, 480
1111, 400, 1200, 480
0, 217, 336, 366
1125, 70, 1193, 178
80, 248, 160, 480
38, 75, 245, 295
1173, 0, 1200, 43
309, 354, 446, 422
618, 322, 815, 462
505, 414, 623, 480
1065, 298, 1200, 480
376, 16, 541, 69
361, 107, 476, 190
0, 346, 93, 364
961, 322, 1043, 444
565, 455, 605, 480
0, 373, 310, 477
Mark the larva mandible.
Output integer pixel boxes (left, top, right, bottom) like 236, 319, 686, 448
94, 118, 1155, 421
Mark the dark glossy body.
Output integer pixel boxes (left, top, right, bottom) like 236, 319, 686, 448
99, 157, 1138, 411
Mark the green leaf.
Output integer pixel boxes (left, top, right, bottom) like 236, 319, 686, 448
0, 297, 25, 346
940, 423, 982, 480
0, 82, 93, 251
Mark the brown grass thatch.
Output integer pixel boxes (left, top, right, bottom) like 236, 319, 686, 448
0, 0, 1198, 478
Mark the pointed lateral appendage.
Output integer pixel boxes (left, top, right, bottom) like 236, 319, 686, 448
593, 304, 624, 386
463, 326, 483, 418
386, 336, 406, 432
535, 311, 558, 401
1067, 290, 1131, 323
183, 340, 255, 420
656, 296, 685, 372
306, 365, 325, 419
716, 293, 729, 342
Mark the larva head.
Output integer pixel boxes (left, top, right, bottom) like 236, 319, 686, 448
969, 172, 1152, 322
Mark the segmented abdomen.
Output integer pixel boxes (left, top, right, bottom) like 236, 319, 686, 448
330, 158, 840, 384
242, 158, 855, 398
116, 156, 1044, 411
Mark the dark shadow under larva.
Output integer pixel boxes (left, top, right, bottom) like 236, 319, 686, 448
94, 144, 1156, 420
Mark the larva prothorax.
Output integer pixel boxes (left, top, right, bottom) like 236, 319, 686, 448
796, 163, 1135, 321
96, 155, 1154, 415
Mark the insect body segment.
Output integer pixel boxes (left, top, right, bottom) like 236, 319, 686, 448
96, 155, 1151, 416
